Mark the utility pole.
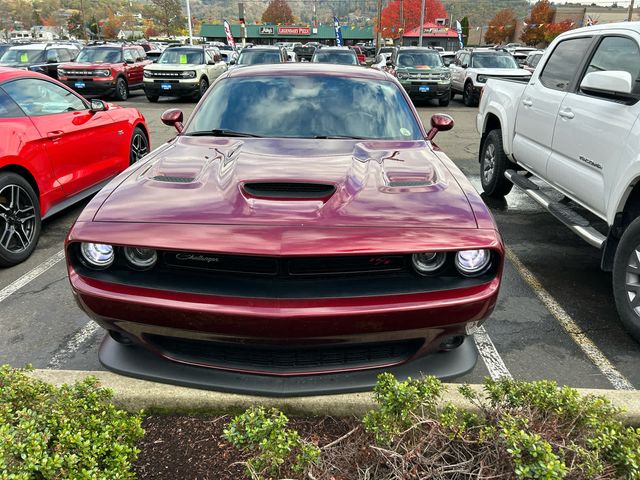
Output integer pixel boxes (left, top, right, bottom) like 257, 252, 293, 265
418, 0, 425, 46
79, 0, 87, 40
185, 0, 193, 44
628, 0, 635, 21
376, 0, 382, 52
399, 0, 404, 46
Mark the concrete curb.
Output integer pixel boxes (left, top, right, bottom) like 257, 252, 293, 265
30, 370, 640, 425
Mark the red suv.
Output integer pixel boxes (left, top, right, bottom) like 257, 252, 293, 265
58, 43, 152, 100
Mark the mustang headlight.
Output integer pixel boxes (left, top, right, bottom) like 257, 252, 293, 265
94, 69, 111, 77
397, 71, 410, 80
80, 243, 114, 269
124, 247, 157, 270
412, 252, 446, 275
181, 70, 196, 79
143, 70, 153, 78
455, 249, 491, 276
476, 75, 488, 83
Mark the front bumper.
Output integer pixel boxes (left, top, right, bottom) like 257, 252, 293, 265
400, 82, 450, 98
143, 80, 199, 97
60, 78, 116, 96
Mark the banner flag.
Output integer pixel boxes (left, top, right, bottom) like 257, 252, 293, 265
455, 20, 463, 49
333, 16, 344, 46
223, 19, 236, 47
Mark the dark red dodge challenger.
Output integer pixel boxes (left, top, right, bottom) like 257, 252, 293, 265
66, 64, 504, 395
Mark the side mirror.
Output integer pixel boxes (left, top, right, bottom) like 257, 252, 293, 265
161, 108, 184, 133
207, 59, 215, 64
461, 63, 468, 69
580, 70, 633, 96
46, 57, 59, 64
90, 99, 108, 112
386, 59, 393, 67
427, 114, 454, 141
125, 58, 135, 64
230, 59, 236, 65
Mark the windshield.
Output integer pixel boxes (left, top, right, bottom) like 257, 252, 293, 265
186, 75, 423, 140
312, 51, 358, 65
397, 52, 443, 68
158, 49, 203, 64
471, 53, 518, 69
75, 48, 122, 63
0, 49, 44, 64
237, 50, 281, 65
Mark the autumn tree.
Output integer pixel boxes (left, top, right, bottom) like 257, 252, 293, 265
521, 0, 554, 46
261, 0, 294, 24
101, 14, 122, 39
379, 0, 447, 39
484, 8, 516, 45
544, 19, 574, 43
147, 0, 184, 35
67, 12, 85, 38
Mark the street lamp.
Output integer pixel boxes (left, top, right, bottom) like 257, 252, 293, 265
185, 0, 193, 44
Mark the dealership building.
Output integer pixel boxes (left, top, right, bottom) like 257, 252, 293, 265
199, 24, 373, 45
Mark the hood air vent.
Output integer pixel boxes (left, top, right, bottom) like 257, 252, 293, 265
243, 182, 336, 199
153, 175, 195, 183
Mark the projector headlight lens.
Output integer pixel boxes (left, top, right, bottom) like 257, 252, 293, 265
455, 249, 491, 276
80, 243, 114, 269
123, 247, 157, 270
412, 252, 446, 275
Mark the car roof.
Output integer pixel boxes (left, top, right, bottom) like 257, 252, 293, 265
226, 62, 390, 80
242, 46, 281, 50
8, 43, 50, 50
317, 47, 353, 51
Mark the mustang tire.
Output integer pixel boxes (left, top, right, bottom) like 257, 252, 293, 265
613, 216, 640, 343
114, 77, 128, 101
129, 127, 149, 165
0, 173, 41, 267
480, 129, 514, 198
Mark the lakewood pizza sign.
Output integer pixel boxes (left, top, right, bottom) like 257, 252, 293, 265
277, 26, 311, 35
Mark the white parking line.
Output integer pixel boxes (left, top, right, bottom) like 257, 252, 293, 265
47, 321, 100, 369
0, 250, 65, 304
473, 326, 513, 380
506, 247, 635, 391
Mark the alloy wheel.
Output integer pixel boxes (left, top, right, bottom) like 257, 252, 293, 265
130, 131, 149, 164
625, 248, 640, 315
0, 184, 37, 254
482, 143, 496, 183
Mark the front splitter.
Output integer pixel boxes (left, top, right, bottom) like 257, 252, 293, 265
99, 335, 478, 397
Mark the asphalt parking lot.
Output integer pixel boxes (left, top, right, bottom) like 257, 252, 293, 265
1, 89, 639, 392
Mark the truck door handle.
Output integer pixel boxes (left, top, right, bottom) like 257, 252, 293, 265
47, 130, 64, 140
522, 99, 533, 107
559, 109, 574, 119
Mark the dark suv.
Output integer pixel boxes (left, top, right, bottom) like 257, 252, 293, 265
0, 43, 80, 79
57, 43, 152, 100
386, 47, 451, 105
231, 46, 287, 68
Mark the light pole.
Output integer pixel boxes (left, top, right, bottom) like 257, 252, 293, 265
629, 0, 635, 21
185, 0, 193, 44
418, 0, 425, 46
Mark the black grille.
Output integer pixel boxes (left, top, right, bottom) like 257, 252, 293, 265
148, 71, 186, 78
243, 182, 336, 199
152, 175, 195, 183
145, 334, 423, 373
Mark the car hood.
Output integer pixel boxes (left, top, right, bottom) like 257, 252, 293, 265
471, 67, 530, 76
94, 137, 477, 228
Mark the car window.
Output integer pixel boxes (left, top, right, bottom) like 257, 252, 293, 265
397, 52, 442, 68
540, 37, 592, 92
471, 53, 518, 69
0, 88, 24, 118
58, 48, 72, 62
158, 48, 204, 64
3, 78, 86, 116
123, 49, 135, 62
237, 50, 282, 65
187, 75, 423, 140
1, 48, 45, 64
45, 49, 60, 62
136, 47, 146, 59
205, 50, 213, 63
584, 36, 640, 94
312, 51, 358, 65
76, 47, 122, 63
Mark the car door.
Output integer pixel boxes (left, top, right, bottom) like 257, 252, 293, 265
2, 78, 122, 197
512, 36, 593, 177
548, 33, 640, 216
122, 48, 139, 86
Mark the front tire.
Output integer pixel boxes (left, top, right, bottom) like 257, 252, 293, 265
439, 96, 450, 107
145, 94, 159, 103
196, 77, 209, 100
114, 77, 128, 101
480, 129, 514, 198
613, 216, 640, 343
463, 82, 476, 107
129, 126, 149, 165
0, 173, 41, 267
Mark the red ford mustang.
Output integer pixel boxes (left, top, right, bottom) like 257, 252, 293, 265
66, 64, 504, 395
0, 68, 149, 266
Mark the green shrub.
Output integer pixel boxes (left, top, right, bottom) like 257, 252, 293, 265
223, 406, 320, 480
0, 365, 144, 480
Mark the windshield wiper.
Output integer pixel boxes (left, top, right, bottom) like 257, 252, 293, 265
312, 135, 369, 139
188, 129, 263, 138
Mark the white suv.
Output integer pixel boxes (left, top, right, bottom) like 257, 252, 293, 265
143, 46, 227, 102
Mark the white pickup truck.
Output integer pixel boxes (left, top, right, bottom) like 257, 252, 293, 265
476, 22, 640, 341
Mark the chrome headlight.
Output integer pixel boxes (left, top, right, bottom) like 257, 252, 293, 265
80, 243, 114, 269
94, 69, 111, 77
455, 249, 491, 276
397, 71, 410, 80
441, 71, 451, 80
476, 75, 488, 83
143, 70, 153, 78
123, 247, 157, 270
57, 68, 66, 76
181, 70, 196, 79
412, 252, 446, 275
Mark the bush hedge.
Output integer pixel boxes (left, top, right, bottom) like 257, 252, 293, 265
0, 365, 144, 480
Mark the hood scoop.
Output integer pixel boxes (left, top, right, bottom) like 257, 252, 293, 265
242, 182, 336, 200
152, 175, 196, 183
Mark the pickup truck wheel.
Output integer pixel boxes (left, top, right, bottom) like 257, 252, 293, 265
0, 173, 41, 267
114, 77, 128, 101
463, 82, 476, 107
480, 129, 513, 198
613, 216, 640, 342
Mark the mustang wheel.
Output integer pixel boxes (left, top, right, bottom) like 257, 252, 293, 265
613, 216, 640, 343
480, 129, 513, 198
129, 127, 149, 165
0, 173, 41, 267
463, 82, 475, 107
197, 77, 209, 100
114, 77, 128, 101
